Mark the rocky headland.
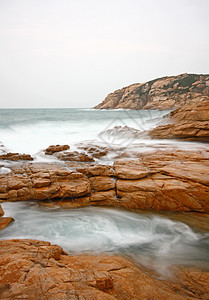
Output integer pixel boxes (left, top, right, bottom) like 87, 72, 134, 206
94, 73, 209, 110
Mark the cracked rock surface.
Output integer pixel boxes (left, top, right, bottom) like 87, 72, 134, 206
0, 239, 209, 300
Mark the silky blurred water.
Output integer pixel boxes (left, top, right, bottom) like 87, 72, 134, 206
1, 202, 209, 275
0, 108, 169, 155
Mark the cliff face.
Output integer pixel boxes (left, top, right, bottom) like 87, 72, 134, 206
94, 73, 209, 110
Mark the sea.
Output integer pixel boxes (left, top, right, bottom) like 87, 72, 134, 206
0, 108, 209, 276
0, 108, 169, 155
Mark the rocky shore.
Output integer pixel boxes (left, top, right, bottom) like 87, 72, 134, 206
1, 144, 209, 298
0, 147, 209, 213
1, 91, 209, 299
0, 239, 209, 299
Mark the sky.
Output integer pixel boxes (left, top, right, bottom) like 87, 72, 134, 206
0, 0, 209, 108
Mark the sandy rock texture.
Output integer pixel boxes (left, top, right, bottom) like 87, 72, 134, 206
1, 148, 209, 213
0, 153, 33, 161
94, 73, 209, 110
45, 144, 70, 155
0, 239, 209, 300
149, 98, 209, 141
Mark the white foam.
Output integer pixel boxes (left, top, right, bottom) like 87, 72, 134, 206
0, 167, 11, 174
1, 203, 208, 275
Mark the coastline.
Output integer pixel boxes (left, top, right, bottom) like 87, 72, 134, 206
1, 97, 209, 299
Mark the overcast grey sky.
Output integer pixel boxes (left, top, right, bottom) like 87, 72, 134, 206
0, 0, 209, 108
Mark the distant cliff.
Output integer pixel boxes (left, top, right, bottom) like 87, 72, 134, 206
94, 73, 209, 110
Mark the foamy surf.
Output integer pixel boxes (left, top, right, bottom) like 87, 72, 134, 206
1, 203, 209, 275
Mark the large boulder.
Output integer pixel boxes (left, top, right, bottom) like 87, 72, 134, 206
149, 98, 209, 141
114, 149, 209, 212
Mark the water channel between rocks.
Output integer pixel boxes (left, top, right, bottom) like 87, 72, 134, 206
1, 202, 209, 277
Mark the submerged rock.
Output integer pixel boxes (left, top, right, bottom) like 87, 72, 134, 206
0, 239, 208, 299
99, 125, 141, 139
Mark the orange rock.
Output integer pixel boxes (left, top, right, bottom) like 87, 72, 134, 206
0, 239, 208, 299
78, 144, 109, 158
39, 197, 91, 208
149, 99, 209, 141
0, 204, 4, 216
45, 144, 70, 154
77, 164, 114, 177
0, 217, 14, 231
56, 150, 95, 162
1, 149, 209, 212
89, 176, 115, 191
0, 152, 33, 161
114, 160, 153, 179
0, 163, 91, 202
90, 190, 117, 205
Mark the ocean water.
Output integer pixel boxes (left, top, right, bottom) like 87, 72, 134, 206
1, 202, 209, 276
0, 108, 174, 156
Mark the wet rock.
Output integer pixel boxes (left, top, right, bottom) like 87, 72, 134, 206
100, 125, 141, 139
89, 176, 115, 191
0, 217, 14, 231
1, 149, 209, 212
114, 160, 153, 179
0, 239, 208, 299
115, 150, 209, 212
56, 150, 95, 162
90, 190, 117, 205
45, 144, 70, 154
0, 163, 91, 202
78, 144, 109, 159
0, 204, 4, 216
0, 152, 33, 161
149, 99, 209, 141
76, 164, 114, 177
